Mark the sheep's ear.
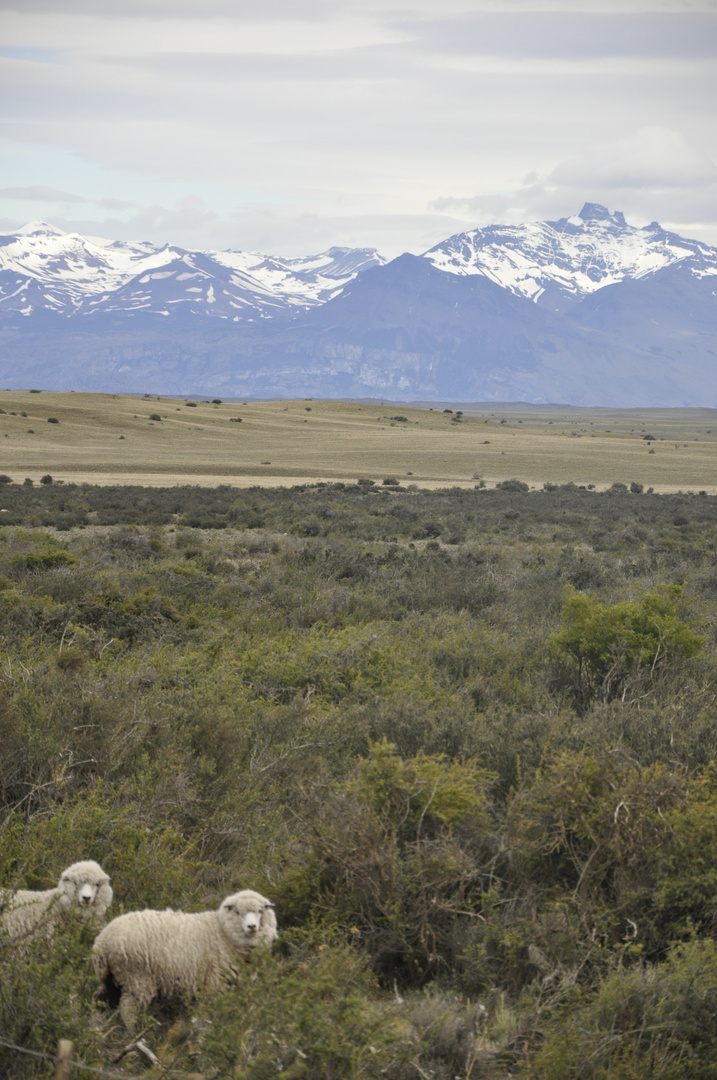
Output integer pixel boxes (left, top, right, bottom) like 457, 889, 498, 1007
264, 902, 275, 909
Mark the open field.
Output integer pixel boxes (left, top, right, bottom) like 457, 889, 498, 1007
0, 390, 716, 491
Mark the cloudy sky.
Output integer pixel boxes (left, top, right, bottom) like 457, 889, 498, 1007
1, 0, 715, 257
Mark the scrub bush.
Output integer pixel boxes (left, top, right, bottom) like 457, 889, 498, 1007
277, 741, 497, 986
530, 939, 717, 1079
549, 584, 704, 710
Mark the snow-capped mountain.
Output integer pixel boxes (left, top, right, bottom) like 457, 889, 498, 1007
0, 221, 162, 316
0, 207, 715, 406
423, 202, 717, 310
0, 221, 386, 321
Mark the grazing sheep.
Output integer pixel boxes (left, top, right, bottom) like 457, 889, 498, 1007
1, 860, 113, 943
93, 889, 277, 1029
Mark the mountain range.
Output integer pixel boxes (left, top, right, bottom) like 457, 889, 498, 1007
0, 203, 715, 406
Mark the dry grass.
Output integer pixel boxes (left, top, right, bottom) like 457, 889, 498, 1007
0, 390, 715, 491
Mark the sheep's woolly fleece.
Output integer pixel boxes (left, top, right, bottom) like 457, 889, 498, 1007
0, 860, 113, 942
93, 889, 277, 1028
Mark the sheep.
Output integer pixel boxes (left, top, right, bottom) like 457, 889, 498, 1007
93, 889, 277, 1029
0, 860, 113, 943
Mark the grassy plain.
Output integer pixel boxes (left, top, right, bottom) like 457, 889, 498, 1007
0, 390, 715, 491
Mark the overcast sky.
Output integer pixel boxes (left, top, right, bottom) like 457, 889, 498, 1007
1, 0, 716, 256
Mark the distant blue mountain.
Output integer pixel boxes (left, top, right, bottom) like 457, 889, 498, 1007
0, 207, 715, 405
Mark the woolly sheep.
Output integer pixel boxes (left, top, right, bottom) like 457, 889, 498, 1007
93, 888, 277, 1029
0, 860, 113, 943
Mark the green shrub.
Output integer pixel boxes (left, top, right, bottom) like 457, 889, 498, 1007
549, 584, 704, 710
190, 933, 409, 1080
0, 922, 102, 1080
653, 771, 717, 940
55, 647, 85, 672
277, 741, 497, 986
530, 938, 717, 1079
496, 480, 529, 492
8, 533, 78, 572
507, 748, 688, 954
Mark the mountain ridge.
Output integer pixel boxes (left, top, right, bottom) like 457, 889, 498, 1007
0, 220, 386, 321
0, 207, 715, 406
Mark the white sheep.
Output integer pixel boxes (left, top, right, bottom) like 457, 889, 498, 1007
93, 888, 277, 1028
0, 860, 113, 943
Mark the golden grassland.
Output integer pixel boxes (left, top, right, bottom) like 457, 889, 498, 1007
0, 389, 715, 491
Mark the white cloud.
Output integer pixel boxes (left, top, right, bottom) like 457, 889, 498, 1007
551, 127, 717, 189
0, 197, 471, 258
0, 9, 411, 57
0, 3, 715, 253
0, 184, 90, 202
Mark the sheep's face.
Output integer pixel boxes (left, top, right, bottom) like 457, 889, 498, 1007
219, 890, 277, 947
57, 861, 113, 919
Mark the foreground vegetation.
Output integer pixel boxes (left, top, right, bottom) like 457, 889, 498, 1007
1, 479, 717, 1078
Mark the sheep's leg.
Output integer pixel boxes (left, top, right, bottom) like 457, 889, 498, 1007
116, 987, 161, 1065
118, 977, 156, 1032
118, 991, 139, 1032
